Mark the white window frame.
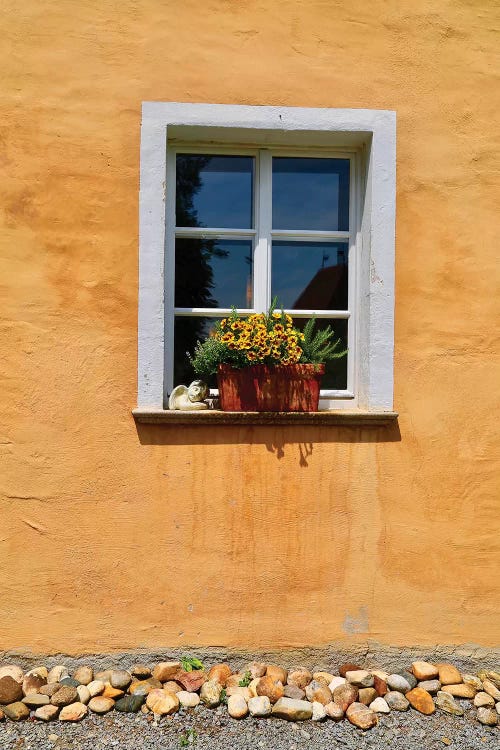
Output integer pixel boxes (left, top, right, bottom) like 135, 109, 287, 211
138, 102, 396, 412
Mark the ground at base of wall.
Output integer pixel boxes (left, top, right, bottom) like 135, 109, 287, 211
0, 706, 498, 750
0, 653, 498, 749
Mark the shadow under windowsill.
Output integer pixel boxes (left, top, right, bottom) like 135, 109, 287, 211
133, 409, 401, 459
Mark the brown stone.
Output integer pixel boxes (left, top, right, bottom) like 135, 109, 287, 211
77, 685, 91, 704
74, 665, 93, 685
271, 697, 312, 721
358, 688, 378, 706
248, 678, 260, 697
34, 704, 59, 721
346, 701, 378, 729
163, 681, 182, 694
207, 663, 232, 686
227, 693, 248, 719
325, 701, 344, 720
0, 666, 23, 684
266, 665, 287, 685
102, 684, 124, 699
226, 673, 246, 688
129, 678, 162, 696
483, 680, 500, 701
200, 679, 222, 707
283, 684, 306, 700
339, 663, 362, 678
463, 675, 482, 690
346, 670, 374, 688
372, 670, 390, 682
256, 675, 284, 704
437, 664, 462, 686
0, 708, 4, 721
177, 691, 200, 708
39, 683, 61, 697
474, 692, 495, 707
88, 696, 115, 714
22, 674, 46, 696
305, 680, 332, 705
131, 664, 151, 679
411, 661, 438, 681
23, 693, 50, 707
2, 702, 30, 721
287, 668, 313, 689
110, 670, 132, 690
442, 683, 476, 699
47, 666, 69, 684
477, 707, 498, 726
333, 683, 358, 712
0, 676, 23, 705
175, 670, 207, 693
373, 675, 388, 696
417, 680, 441, 694
51, 686, 79, 707
28, 667, 48, 680
225, 686, 251, 700
87, 680, 106, 696
247, 662, 267, 679
435, 691, 463, 716
59, 702, 88, 721
406, 687, 436, 715
146, 688, 179, 715
313, 671, 336, 685
94, 670, 113, 683
152, 662, 181, 683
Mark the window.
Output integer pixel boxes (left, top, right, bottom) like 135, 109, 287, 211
138, 103, 396, 413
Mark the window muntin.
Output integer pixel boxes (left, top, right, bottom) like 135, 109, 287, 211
169, 147, 356, 405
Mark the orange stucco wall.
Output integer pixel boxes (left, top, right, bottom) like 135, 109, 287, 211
1, 0, 499, 655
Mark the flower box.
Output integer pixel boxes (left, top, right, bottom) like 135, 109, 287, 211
217, 363, 325, 412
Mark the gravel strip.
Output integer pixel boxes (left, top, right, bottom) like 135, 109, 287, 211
1, 701, 497, 750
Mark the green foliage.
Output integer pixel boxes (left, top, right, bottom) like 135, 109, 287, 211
180, 655, 204, 672
219, 688, 228, 705
188, 331, 247, 379
179, 728, 197, 747
188, 300, 347, 377
238, 671, 252, 687
299, 317, 347, 364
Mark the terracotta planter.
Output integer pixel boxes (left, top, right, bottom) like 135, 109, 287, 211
217, 363, 325, 412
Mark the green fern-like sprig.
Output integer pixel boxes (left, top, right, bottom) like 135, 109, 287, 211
300, 318, 347, 364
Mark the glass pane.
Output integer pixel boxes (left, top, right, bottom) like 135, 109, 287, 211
271, 241, 348, 310
176, 154, 254, 228
293, 317, 348, 390
174, 316, 223, 389
175, 238, 253, 309
272, 157, 349, 231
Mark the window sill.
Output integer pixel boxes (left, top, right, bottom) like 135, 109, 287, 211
132, 408, 398, 426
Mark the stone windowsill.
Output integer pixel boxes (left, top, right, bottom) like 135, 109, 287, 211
132, 409, 398, 426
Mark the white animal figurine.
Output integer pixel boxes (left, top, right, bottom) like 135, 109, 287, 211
168, 380, 209, 410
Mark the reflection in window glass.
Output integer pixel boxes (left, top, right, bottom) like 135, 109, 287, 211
294, 317, 348, 390
175, 239, 253, 309
174, 316, 222, 389
272, 157, 349, 231
176, 155, 254, 229
271, 241, 348, 310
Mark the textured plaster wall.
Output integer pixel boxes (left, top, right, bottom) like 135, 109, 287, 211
0, 0, 499, 655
